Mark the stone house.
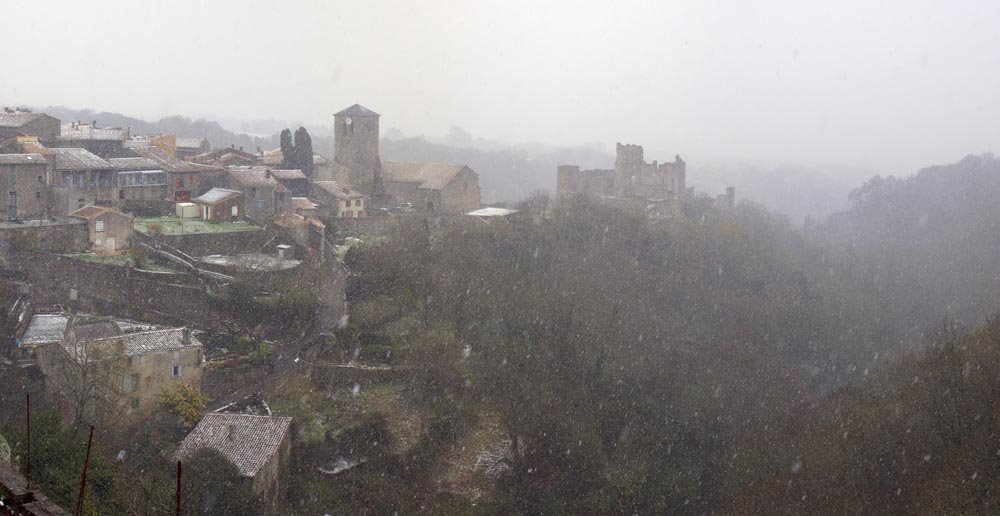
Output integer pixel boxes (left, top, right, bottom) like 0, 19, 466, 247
225, 167, 290, 221
174, 413, 293, 499
68, 205, 134, 255
133, 147, 225, 203
108, 157, 170, 205
382, 161, 481, 212
1, 153, 50, 221
311, 180, 367, 218
48, 147, 117, 214
36, 321, 204, 416
190, 147, 260, 167
192, 188, 244, 222
289, 197, 318, 218
0, 112, 61, 142
174, 137, 211, 159
53, 122, 128, 159
269, 168, 308, 197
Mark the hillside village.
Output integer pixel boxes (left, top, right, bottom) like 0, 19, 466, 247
0, 101, 742, 513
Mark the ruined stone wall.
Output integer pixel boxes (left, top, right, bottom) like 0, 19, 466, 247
0, 219, 88, 257
150, 229, 277, 257
12, 252, 228, 329
556, 165, 615, 197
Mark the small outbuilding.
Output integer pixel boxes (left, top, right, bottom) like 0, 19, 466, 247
192, 188, 245, 222
174, 413, 293, 499
68, 205, 134, 255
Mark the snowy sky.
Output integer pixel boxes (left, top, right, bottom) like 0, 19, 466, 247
1, 0, 998, 175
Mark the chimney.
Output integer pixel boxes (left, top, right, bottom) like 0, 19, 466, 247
182, 327, 192, 346
231, 144, 235, 149
265, 169, 271, 179
228, 424, 235, 441
92, 120, 97, 128
239, 146, 243, 152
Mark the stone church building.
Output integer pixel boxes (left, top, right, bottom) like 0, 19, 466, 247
331, 104, 481, 213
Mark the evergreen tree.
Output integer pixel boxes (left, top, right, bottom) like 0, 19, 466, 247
293, 126, 314, 176
279, 128, 293, 169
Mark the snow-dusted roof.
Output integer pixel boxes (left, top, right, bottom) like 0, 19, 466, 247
59, 124, 126, 142
121, 328, 201, 356
175, 413, 292, 477
19, 314, 69, 347
175, 137, 208, 150
467, 207, 518, 217
193, 188, 243, 205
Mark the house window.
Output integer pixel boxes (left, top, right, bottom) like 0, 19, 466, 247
231, 206, 238, 217
37, 175, 43, 184
95, 220, 105, 232
123, 373, 139, 393
131, 398, 140, 409
36, 191, 41, 200
173, 350, 180, 360
172, 365, 181, 377
7, 174, 14, 186
139, 354, 146, 364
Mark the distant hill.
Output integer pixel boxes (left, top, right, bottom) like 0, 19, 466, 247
814, 153, 1000, 337
42, 105, 279, 155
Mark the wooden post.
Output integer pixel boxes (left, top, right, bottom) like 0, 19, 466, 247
75, 425, 94, 516
25, 393, 31, 490
175, 461, 182, 516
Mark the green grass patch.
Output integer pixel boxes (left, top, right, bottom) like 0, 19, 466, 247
135, 216, 263, 235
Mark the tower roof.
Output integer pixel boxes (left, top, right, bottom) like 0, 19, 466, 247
334, 104, 379, 117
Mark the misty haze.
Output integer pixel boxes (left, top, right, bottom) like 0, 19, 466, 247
1, 1, 999, 514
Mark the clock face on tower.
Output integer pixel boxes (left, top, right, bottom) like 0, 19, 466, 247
345, 116, 352, 126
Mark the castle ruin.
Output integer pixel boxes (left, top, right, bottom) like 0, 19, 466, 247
557, 143, 686, 201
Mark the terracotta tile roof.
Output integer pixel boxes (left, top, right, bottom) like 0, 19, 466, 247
50, 147, 113, 171
0, 153, 46, 165
0, 112, 50, 127
290, 197, 317, 211
269, 169, 306, 180
175, 413, 292, 477
313, 180, 364, 200
68, 205, 111, 219
120, 327, 201, 356
382, 161, 473, 190
19, 314, 69, 347
227, 168, 289, 193
68, 205, 132, 221
107, 157, 160, 170
134, 147, 223, 174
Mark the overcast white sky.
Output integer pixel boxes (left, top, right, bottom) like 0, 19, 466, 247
1, 0, 997, 175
